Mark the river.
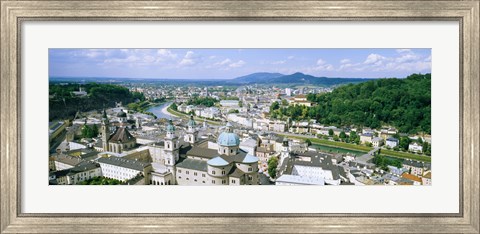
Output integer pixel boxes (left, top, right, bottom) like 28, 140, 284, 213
146, 102, 177, 120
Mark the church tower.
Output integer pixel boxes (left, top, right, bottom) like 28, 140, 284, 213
280, 137, 290, 163
164, 119, 179, 166
101, 109, 110, 152
185, 115, 198, 144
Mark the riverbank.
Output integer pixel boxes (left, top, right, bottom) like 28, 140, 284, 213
166, 105, 223, 126
283, 134, 431, 162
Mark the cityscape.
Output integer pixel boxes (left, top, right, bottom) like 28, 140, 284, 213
49, 48, 432, 186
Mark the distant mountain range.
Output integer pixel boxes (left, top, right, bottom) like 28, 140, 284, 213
227, 72, 373, 86
50, 72, 374, 87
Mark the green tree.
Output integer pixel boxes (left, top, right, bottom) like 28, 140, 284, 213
305, 139, 312, 146
270, 101, 280, 113
399, 137, 411, 151
170, 102, 178, 111
267, 157, 279, 179
328, 129, 334, 136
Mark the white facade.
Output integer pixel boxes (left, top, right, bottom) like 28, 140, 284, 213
408, 142, 423, 153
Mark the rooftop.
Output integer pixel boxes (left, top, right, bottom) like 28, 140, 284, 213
97, 156, 150, 171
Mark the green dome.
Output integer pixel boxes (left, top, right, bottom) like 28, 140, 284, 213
166, 119, 175, 132
187, 115, 196, 127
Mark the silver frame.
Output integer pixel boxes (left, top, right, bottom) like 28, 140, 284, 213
1, 1, 479, 233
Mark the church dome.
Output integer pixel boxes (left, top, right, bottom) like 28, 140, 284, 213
187, 115, 196, 127
117, 111, 127, 117
217, 122, 239, 146
166, 119, 175, 132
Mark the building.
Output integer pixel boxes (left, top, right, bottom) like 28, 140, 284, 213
422, 172, 432, 185
277, 149, 348, 186
402, 160, 428, 176
220, 100, 239, 107
360, 133, 373, 144
401, 173, 423, 185
408, 142, 423, 153
385, 137, 399, 148
285, 88, 292, 96
101, 109, 137, 154
49, 121, 67, 142
97, 156, 152, 183
175, 122, 260, 185
371, 137, 384, 147
49, 154, 84, 171
49, 161, 101, 185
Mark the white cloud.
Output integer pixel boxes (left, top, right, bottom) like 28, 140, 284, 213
215, 59, 232, 66
316, 59, 326, 65
229, 60, 245, 68
364, 53, 387, 65
271, 60, 286, 65
212, 58, 245, 69
157, 49, 177, 60
396, 49, 412, 53
179, 51, 199, 66
287, 56, 295, 60
340, 59, 350, 64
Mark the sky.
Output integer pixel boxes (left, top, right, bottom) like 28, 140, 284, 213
49, 48, 431, 79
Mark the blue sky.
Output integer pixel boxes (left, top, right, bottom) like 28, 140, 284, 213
49, 48, 431, 79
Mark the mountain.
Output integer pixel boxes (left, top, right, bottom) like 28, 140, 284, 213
230, 72, 285, 84
230, 72, 372, 86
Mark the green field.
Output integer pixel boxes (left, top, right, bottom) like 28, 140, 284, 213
284, 135, 431, 163
167, 106, 223, 126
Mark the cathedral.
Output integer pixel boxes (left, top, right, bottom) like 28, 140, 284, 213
149, 116, 259, 185
98, 109, 260, 185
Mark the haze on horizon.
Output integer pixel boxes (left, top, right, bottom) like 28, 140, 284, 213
49, 48, 432, 80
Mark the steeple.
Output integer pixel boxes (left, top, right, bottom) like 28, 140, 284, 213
185, 115, 198, 144
164, 119, 179, 166
101, 108, 110, 152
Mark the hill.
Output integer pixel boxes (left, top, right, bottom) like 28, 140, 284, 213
271, 73, 431, 134
230, 72, 372, 86
228, 72, 285, 84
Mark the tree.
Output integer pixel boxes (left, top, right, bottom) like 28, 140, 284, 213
267, 157, 279, 179
399, 137, 411, 151
91, 124, 99, 137
339, 131, 347, 139
270, 101, 280, 112
328, 129, 334, 136
305, 139, 312, 146
170, 102, 178, 111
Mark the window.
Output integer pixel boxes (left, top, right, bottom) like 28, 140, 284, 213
179, 176, 182, 179
186, 178, 189, 180
194, 172, 197, 176
212, 171, 215, 175
222, 180, 226, 184
230, 149, 233, 153
231, 180, 235, 184
212, 180, 215, 184
194, 179, 197, 182
223, 149, 226, 153
186, 171, 189, 175
222, 171, 225, 175
202, 174, 205, 177
248, 176, 252, 181
248, 168, 252, 172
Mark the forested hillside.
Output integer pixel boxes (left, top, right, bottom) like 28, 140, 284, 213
271, 74, 431, 134
49, 83, 144, 121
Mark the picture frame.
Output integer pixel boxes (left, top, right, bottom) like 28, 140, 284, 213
1, 0, 478, 233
